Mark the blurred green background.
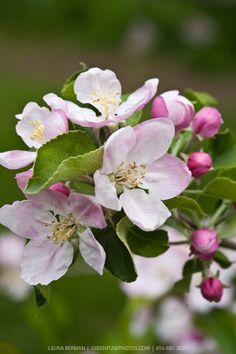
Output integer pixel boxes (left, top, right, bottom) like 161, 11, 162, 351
0, 1, 236, 353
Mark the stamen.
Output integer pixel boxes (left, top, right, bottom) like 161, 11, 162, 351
91, 89, 120, 119
114, 161, 146, 191
30, 120, 44, 143
52, 215, 77, 244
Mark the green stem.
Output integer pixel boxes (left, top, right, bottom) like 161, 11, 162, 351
169, 240, 188, 246
220, 240, 236, 251
184, 189, 203, 195
208, 203, 228, 227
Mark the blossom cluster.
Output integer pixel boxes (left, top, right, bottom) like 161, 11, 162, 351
0, 66, 234, 307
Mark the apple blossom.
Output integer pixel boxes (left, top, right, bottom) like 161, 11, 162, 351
151, 90, 194, 131
94, 118, 191, 231
0, 101, 68, 170
187, 151, 212, 178
0, 190, 106, 285
192, 107, 223, 138
200, 277, 223, 303
190, 229, 219, 260
70, 67, 159, 127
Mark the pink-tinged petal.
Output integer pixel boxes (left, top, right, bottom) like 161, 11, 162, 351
115, 78, 159, 120
128, 118, 175, 164
102, 126, 136, 174
15, 170, 69, 215
43, 93, 68, 113
161, 90, 179, 100
0, 200, 53, 239
69, 193, 106, 229
79, 228, 106, 275
44, 92, 104, 128
151, 95, 168, 118
143, 154, 191, 200
94, 170, 121, 211
16, 169, 33, 191
0, 150, 36, 170
120, 188, 171, 231
43, 110, 68, 139
15, 102, 43, 120
28, 190, 69, 216
20, 239, 73, 285
74, 67, 121, 118
68, 105, 105, 127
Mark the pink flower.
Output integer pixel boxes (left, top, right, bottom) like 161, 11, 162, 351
200, 277, 223, 303
187, 152, 212, 178
190, 229, 219, 261
67, 67, 158, 127
94, 119, 191, 231
0, 102, 68, 170
192, 107, 223, 138
151, 90, 194, 131
0, 191, 106, 285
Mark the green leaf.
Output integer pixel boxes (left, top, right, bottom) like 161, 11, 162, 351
174, 275, 192, 294
126, 110, 142, 127
69, 180, 95, 195
204, 130, 236, 169
25, 131, 103, 194
33, 285, 50, 307
183, 258, 204, 277
185, 89, 218, 110
214, 250, 232, 269
61, 63, 87, 101
164, 196, 206, 216
217, 216, 236, 239
116, 217, 169, 258
203, 177, 236, 201
94, 227, 137, 283
195, 309, 236, 354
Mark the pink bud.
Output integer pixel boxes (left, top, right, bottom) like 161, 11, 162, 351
192, 107, 223, 138
49, 182, 70, 196
151, 90, 194, 132
187, 152, 212, 178
190, 229, 219, 261
200, 277, 223, 303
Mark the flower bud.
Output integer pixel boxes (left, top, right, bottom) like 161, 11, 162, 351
151, 90, 194, 132
49, 182, 70, 196
192, 107, 223, 138
190, 229, 219, 260
200, 277, 223, 303
187, 152, 212, 178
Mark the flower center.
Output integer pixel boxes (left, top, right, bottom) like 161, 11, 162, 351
92, 90, 120, 119
30, 120, 44, 143
52, 215, 78, 244
113, 161, 146, 192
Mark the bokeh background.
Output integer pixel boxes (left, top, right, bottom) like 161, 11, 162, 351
0, 1, 236, 353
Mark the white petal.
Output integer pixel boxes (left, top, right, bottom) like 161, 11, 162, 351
116, 78, 159, 120
0, 200, 53, 239
143, 154, 191, 200
74, 67, 121, 119
94, 170, 121, 211
128, 118, 175, 164
79, 228, 106, 275
102, 126, 136, 174
0, 150, 36, 169
120, 188, 171, 231
20, 239, 73, 285
69, 193, 106, 229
